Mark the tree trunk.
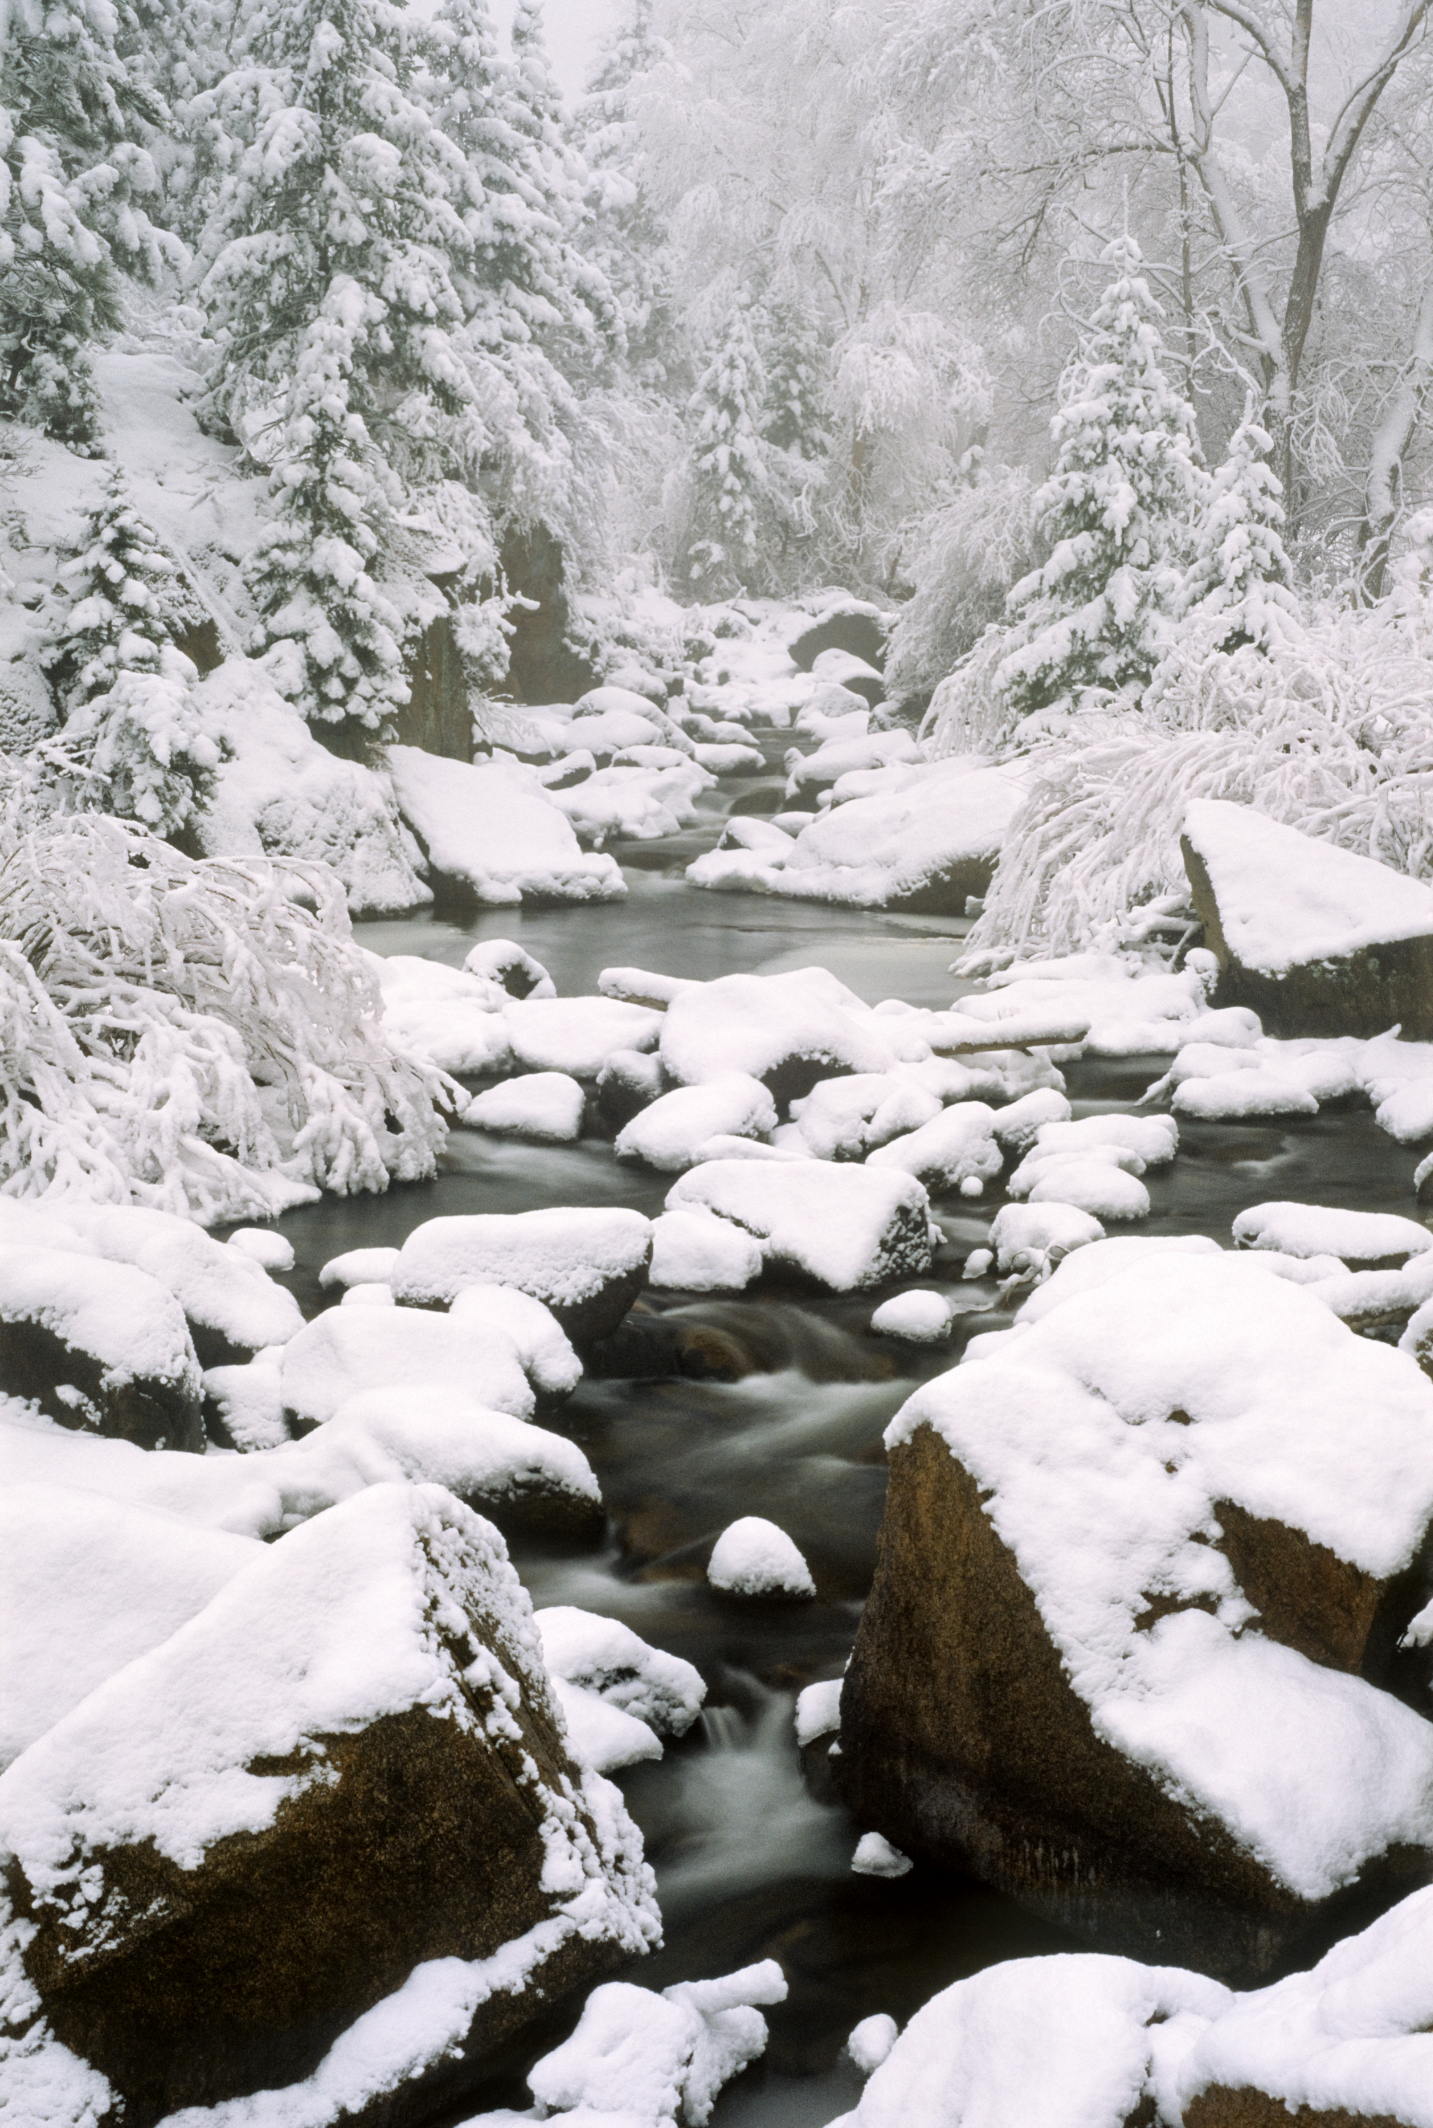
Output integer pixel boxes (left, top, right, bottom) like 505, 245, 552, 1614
1357, 274, 1433, 602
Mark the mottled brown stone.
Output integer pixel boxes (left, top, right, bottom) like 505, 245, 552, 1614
11, 1628, 624, 2126
1184, 2090, 1408, 2128
0, 1315, 202, 1453
835, 1425, 1428, 1981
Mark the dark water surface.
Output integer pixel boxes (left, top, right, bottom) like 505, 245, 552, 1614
264, 794, 1430, 2126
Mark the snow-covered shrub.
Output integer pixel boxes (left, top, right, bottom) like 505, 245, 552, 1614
993, 236, 1203, 723
38, 477, 219, 834
967, 600, 1433, 961
0, 775, 452, 1223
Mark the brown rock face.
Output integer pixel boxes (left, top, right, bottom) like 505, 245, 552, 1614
0, 1486, 655, 2125
836, 1425, 1430, 1982
1182, 834, 1433, 1040
1184, 2094, 1406, 2128
394, 611, 473, 759
501, 525, 602, 705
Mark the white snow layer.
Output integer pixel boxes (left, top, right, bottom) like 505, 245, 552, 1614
390, 1208, 653, 1315
460, 1073, 587, 1143
869, 1290, 955, 1341
385, 749, 626, 904
708, 1516, 816, 1597
615, 1075, 777, 1171
1184, 797, 1433, 971
648, 1208, 764, 1292
537, 1606, 706, 1773
890, 1250, 1433, 1899
667, 1162, 932, 1292
687, 759, 1023, 911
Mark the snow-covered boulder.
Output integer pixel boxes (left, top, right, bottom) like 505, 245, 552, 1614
667, 1161, 933, 1292
615, 1074, 777, 1172
1232, 1200, 1433, 1268
1183, 798, 1433, 1039
824, 1953, 1230, 2128
689, 758, 1022, 914
789, 602, 890, 674
281, 1305, 546, 1428
537, 1606, 705, 1773
0, 1246, 203, 1452
867, 1101, 1004, 1195
390, 1208, 653, 1341
988, 1202, 1106, 1278
370, 952, 512, 1075
784, 728, 921, 801
503, 995, 664, 1079
870, 1290, 956, 1342
0, 1484, 658, 2122
647, 1207, 765, 1292
708, 1515, 816, 1596
549, 758, 713, 843
0, 1484, 260, 1769
194, 661, 431, 916
658, 967, 898, 1104
791, 1073, 942, 1162
460, 1071, 587, 1143
1176, 1884, 1433, 2127
838, 1250, 1433, 1978
70, 1204, 302, 1365
385, 748, 626, 904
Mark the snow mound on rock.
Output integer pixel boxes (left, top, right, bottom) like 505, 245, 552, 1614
385, 748, 626, 904
708, 1515, 815, 1597
668, 1161, 933, 1292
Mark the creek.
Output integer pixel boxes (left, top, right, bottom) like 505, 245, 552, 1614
263, 765, 1424, 2125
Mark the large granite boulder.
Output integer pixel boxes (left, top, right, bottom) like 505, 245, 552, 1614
837, 1250, 1433, 1981
1182, 799, 1433, 1038
0, 1244, 203, 1452
0, 1483, 658, 2125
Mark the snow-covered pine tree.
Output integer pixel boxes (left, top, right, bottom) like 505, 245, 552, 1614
420, 0, 613, 354
571, 0, 676, 386
39, 474, 218, 833
0, 0, 181, 445
996, 235, 1204, 721
761, 303, 829, 460
685, 299, 768, 590
1178, 400, 1300, 652
195, 0, 475, 731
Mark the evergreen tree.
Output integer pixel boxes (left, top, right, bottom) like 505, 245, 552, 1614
572, 0, 675, 385
39, 474, 217, 832
996, 235, 1204, 720
0, 0, 181, 445
685, 300, 768, 589
193, 0, 476, 730
1179, 400, 1299, 652
761, 303, 829, 460
420, 0, 613, 353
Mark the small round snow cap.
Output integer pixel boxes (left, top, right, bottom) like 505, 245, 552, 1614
870, 1289, 954, 1343
708, 1515, 815, 1598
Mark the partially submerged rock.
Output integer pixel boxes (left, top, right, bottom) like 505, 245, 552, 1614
0, 1246, 203, 1452
1183, 799, 1433, 1039
0, 1484, 659, 2124
667, 1160, 934, 1292
838, 1251, 1433, 1979
390, 1208, 654, 1342
385, 748, 626, 905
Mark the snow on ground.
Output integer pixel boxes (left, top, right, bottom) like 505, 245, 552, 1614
708, 1516, 816, 1597
194, 662, 431, 917
1185, 797, 1433, 970
903, 1249, 1433, 1900
385, 748, 626, 904
689, 758, 1023, 913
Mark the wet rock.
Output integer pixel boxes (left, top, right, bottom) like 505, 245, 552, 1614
837, 1252, 1433, 1981
393, 609, 471, 759
789, 604, 890, 674
0, 1245, 203, 1452
0, 1484, 658, 2125
1182, 799, 1433, 1039
668, 1161, 934, 1293
501, 523, 603, 704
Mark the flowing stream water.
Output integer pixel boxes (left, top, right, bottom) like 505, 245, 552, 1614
261, 765, 1425, 2124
